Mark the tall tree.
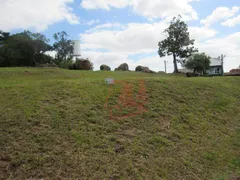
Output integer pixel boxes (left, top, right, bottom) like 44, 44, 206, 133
23, 31, 52, 64
0, 30, 52, 67
24, 30, 51, 53
1, 33, 34, 66
158, 16, 198, 73
0, 31, 10, 44
184, 53, 211, 75
0, 31, 10, 64
53, 31, 74, 65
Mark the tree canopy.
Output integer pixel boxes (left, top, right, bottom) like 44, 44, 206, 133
158, 16, 198, 73
53, 31, 74, 67
0, 30, 79, 68
184, 53, 211, 75
0, 31, 10, 44
0, 30, 52, 67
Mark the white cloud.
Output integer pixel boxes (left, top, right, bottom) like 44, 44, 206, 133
81, 21, 218, 53
189, 27, 218, 41
196, 32, 240, 71
85, 23, 126, 33
222, 15, 240, 27
0, 0, 79, 32
201, 6, 239, 27
197, 32, 240, 57
81, 0, 129, 10
81, 0, 199, 20
81, 22, 169, 54
80, 21, 170, 71
130, 0, 199, 20
86, 19, 100, 26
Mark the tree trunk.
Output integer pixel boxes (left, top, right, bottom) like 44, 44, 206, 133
33, 54, 37, 66
173, 53, 178, 73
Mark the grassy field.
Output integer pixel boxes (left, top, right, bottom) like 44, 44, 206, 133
0, 67, 239, 180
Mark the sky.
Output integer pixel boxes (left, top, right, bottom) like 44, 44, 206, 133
1, 0, 240, 72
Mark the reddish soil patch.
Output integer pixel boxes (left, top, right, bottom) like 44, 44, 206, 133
104, 79, 148, 120
230, 177, 240, 180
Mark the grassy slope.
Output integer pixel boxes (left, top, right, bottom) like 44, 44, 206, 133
0, 68, 239, 180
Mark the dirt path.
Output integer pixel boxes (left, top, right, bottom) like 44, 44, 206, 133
104, 79, 148, 120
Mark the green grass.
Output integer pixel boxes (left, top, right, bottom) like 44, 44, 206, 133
0, 67, 239, 180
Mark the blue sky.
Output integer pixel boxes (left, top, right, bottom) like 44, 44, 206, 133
1, 0, 240, 72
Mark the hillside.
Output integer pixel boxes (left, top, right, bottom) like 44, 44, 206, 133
0, 68, 239, 180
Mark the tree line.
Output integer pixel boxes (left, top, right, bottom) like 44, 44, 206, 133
0, 30, 74, 68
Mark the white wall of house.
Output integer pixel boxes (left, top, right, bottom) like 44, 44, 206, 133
207, 66, 222, 75
207, 58, 223, 75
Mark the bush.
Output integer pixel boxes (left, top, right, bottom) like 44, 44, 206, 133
68, 63, 76, 70
53, 58, 73, 69
35, 54, 53, 65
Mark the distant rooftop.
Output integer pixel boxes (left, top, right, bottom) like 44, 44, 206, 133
210, 58, 222, 66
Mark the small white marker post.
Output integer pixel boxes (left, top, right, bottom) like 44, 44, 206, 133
105, 78, 114, 85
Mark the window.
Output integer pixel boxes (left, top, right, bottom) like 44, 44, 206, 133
215, 68, 220, 74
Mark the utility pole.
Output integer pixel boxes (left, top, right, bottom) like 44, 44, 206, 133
164, 60, 167, 73
220, 54, 225, 76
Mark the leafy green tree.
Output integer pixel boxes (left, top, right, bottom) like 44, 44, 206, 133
0, 31, 10, 64
53, 31, 74, 67
0, 30, 52, 67
0, 46, 7, 65
24, 31, 51, 53
0, 31, 10, 44
158, 16, 198, 73
184, 53, 211, 75
5, 33, 36, 66
23, 31, 52, 64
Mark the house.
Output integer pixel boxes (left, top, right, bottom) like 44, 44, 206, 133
179, 56, 224, 76
207, 57, 224, 76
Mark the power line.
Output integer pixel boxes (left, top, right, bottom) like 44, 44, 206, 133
224, 56, 240, 58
